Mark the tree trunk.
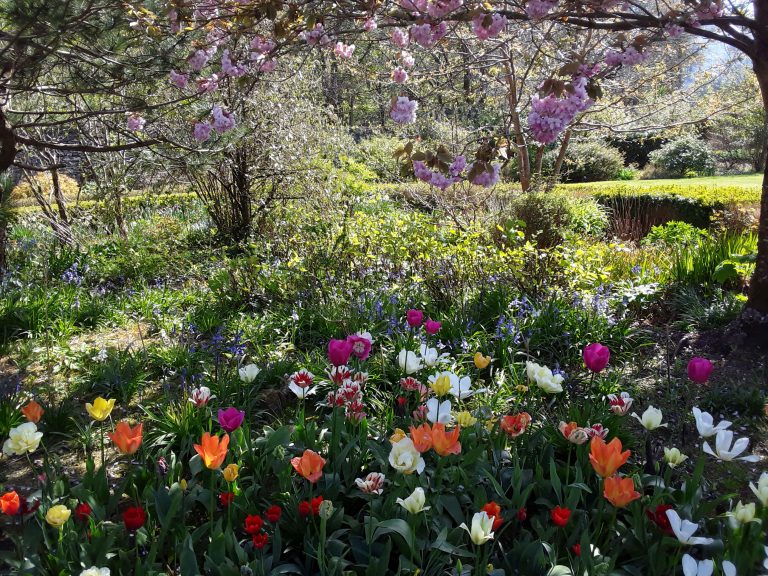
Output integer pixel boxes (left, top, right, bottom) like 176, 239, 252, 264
504, 59, 531, 192
0, 110, 17, 275
550, 128, 573, 188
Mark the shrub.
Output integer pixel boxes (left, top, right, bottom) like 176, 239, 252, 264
351, 135, 406, 180
10, 173, 80, 202
648, 135, 715, 178
641, 221, 708, 248
543, 140, 625, 183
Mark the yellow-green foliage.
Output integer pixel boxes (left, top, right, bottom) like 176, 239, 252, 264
11, 173, 80, 201
559, 179, 760, 206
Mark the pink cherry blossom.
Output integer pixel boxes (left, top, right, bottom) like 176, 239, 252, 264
126, 114, 145, 131
472, 13, 507, 40
363, 18, 377, 32
211, 105, 236, 133
526, 0, 558, 20
469, 162, 501, 187
390, 96, 418, 124
528, 75, 592, 144
391, 28, 410, 48
221, 49, 247, 77
193, 121, 213, 142
334, 42, 355, 59
188, 49, 211, 72
249, 36, 276, 56
392, 66, 409, 83
170, 70, 188, 89
400, 51, 416, 68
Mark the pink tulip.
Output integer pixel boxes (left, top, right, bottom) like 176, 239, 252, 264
406, 309, 424, 328
583, 343, 610, 373
218, 407, 245, 433
328, 339, 353, 366
346, 333, 372, 361
424, 319, 441, 335
687, 357, 713, 383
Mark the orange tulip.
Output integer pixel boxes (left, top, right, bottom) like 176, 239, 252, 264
193, 432, 230, 470
589, 436, 630, 478
431, 423, 461, 456
409, 423, 433, 453
108, 421, 143, 455
603, 475, 641, 508
21, 400, 44, 424
290, 449, 326, 483
500, 412, 531, 438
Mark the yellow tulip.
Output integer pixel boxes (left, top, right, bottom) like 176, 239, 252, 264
45, 504, 71, 528
389, 428, 406, 444
473, 352, 491, 369
223, 463, 239, 483
85, 397, 115, 421
430, 375, 452, 397
180, 479, 188, 491
456, 411, 478, 427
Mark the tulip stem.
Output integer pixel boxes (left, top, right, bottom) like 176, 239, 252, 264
209, 470, 215, 538
100, 421, 106, 471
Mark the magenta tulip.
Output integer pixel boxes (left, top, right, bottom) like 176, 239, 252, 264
218, 407, 245, 433
687, 357, 713, 384
424, 319, 441, 335
346, 333, 372, 361
583, 343, 610, 373
327, 338, 353, 366
406, 309, 424, 328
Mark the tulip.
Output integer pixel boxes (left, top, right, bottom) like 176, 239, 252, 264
74, 502, 92, 522
355, 472, 386, 495
460, 511, 495, 545
239, 363, 261, 383
222, 463, 239, 482
424, 319, 441, 335
245, 514, 264, 535
583, 343, 610, 373
396, 487, 430, 514
0, 491, 20, 515
347, 332, 373, 360
559, 421, 589, 445
318, 499, 334, 519
389, 428, 407, 444
298, 501, 312, 518
663, 447, 688, 468
607, 392, 633, 416
703, 429, 761, 462
425, 398, 453, 425
728, 501, 758, 528
481, 501, 503, 531
288, 381, 317, 399
2, 422, 43, 456
500, 412, 531, 438
551, 505, 571, 527
122, 506, 146, 531
516, 507, 527, 522
603, 475, 641, 508
455, 410, 477, 427
388, 437, 425, 474
217, 407, 245, 433
327, 338, 353, 366
45, 504, 71, 528
431, 423, 461, 456
665, 509, 714, 545
681, 555, 714, 576
290, 449, 326, 483
589, 436, 630, 478
473, 352, 491, 369
311, 495, 323, 515
419, 344, 445, 367
189, 386, 213, 407
525, 361, 563, 393
749, 472, 768, 506
85, 397, 115, 421
266, 505, 282, 523
692, 407, 731, 438
687, 357, 713, 384
406, 309, 424, 327
21, 400, 44, 424
429, 373, 453, 397
631, 406, 667, 430
219, 492, 235, 507
646, 504, 674, 534
108, 421, 143, 455
397, 349, 423, 374
193, 432, 230, 470
409, 423, 433, 453
252, 533, 269, 549
585, 423, 609, 440
79, 568, 110, 576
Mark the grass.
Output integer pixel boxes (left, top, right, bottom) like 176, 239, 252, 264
562, 173, 763, 189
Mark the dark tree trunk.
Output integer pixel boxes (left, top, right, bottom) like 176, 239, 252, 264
0, 111, 17, 275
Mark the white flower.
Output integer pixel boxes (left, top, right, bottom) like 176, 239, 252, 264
722, 561, 736, 576
750, 472, 768, 506
425, 398, 453, 424
703, 430, 761, 463
607, 392, 633, 415
189, 386, 213, 407
355, 472, 385, 495
525, 361, 563, 393
418, 344, 447, 368
763, 545, 768, 570
692, 407, 731, 438
80, 569, 110, 576
460, 511, 495, 545
663, 447, 689, 468
288, 382, 317, 399
631, 406, 667, 430
3, 422, 43, 456
727, 501, 759, 528
396, 487, 429, 514
428, 371, 480, 400
398, 349, 423, 374
239, 363, 261, 383
666, 509, 715, 546
388, 437, 425, 475
92, 348, 108, 363
682, 554, 713, 576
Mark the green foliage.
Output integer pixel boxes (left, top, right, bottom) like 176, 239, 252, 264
648, 135, 716, 178
671, 232, 757, 287
544, 140, 625, 183
641, 221, 708, 248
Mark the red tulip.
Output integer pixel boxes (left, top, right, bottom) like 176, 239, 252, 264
219, 492, 235, 507
266, 505, 282, 523
516, 507, 527, 522
252, 532, 269, 549
0, 491, 20, 516
74, 502, 92, 522
245, 514, 264, 535
646, 504, 674, 535
551, 505, 571, 527
122, 506, 146, 531
481, 501, 503, 531
298, 501, 312, 518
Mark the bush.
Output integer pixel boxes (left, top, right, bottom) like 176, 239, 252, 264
641, 221, 708, 248
543, 140, 625, 183
10, 173, 80, 202
648, 135, 715, 178
351, 135, 407, 180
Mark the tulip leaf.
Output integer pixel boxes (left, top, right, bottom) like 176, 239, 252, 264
265, 425, 292, 452
547, 566, 574, 576
372, 518, 414, 554
179, 534, 199, 576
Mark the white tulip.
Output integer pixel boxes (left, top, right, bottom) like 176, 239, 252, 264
460, 511, 495, 545
666, 509, 715, 546
396, 487, 430, 514
682, 554, 713, 576
428, 370, 479, 400
388, 437, 425, 475
722, 561, 736, 576
728, 501, 759, 528
525, 361, 563, 393
692, 407, 731, 438
631, 406, 667, 431
703, 430, 761, 463
750, 472, 768, 506
419, 344, 447, 368
3, 422, 43, 456
80, 568, 110, 576
425, 398, 453, 424
239, 363, 261, 383
398, 349, 423, 374
288, 383, 317, 399
663, 447, 689, 468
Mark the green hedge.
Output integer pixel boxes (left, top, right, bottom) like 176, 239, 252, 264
558, 182, 760, 206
